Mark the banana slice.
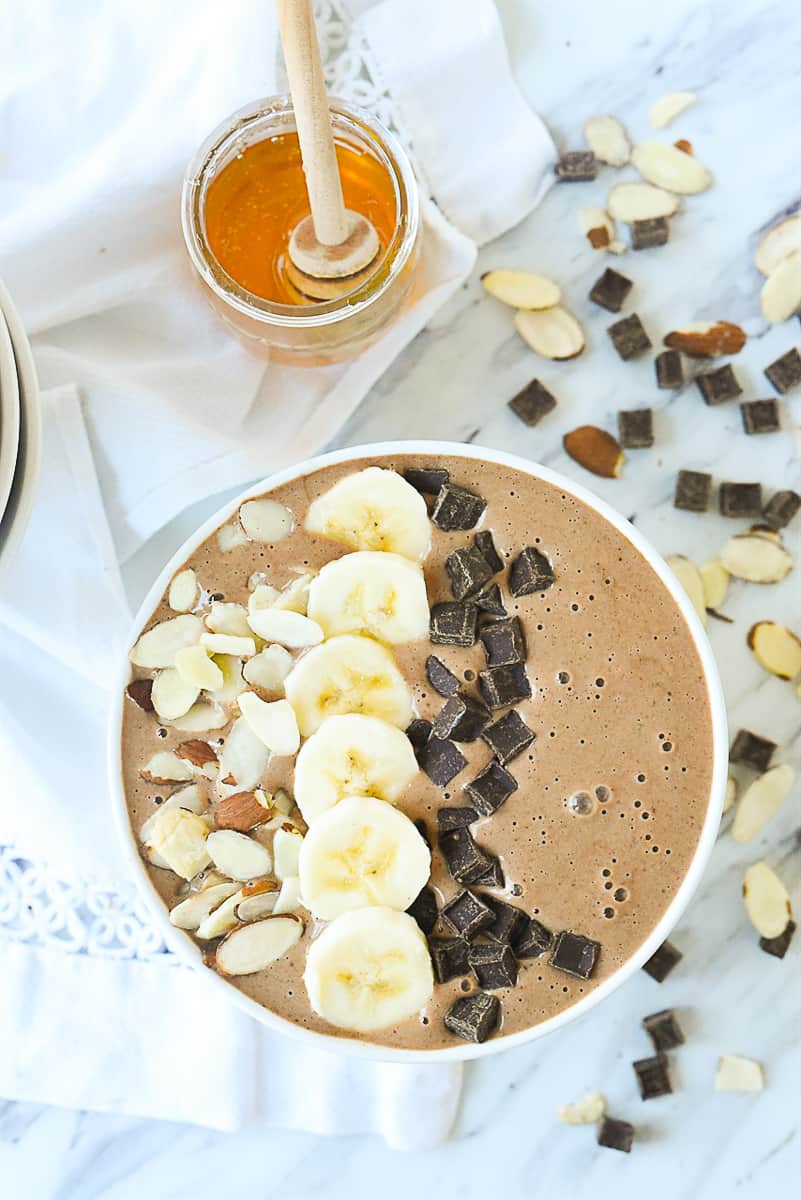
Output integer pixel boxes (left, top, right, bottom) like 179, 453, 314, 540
306, 551, 429, 644
304, 907, 434, 1032
305, 467, 431, 563
294, 714, 418, 824
284, 635, 413, 737
298, 795, 430, 919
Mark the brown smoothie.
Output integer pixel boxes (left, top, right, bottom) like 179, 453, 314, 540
120, 452, 713, 1050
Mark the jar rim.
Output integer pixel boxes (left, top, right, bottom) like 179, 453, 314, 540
180, 95, 420, 329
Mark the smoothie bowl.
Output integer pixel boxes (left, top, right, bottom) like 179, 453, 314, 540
109, 442, 727, 1061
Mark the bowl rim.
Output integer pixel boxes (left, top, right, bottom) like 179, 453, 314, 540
108, 439, 728, 1063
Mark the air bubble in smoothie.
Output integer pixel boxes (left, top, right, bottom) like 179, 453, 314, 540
568, 791, 595, 816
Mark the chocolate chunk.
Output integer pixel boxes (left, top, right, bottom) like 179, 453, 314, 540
425, 655, 460, 697
509, 546, 554, 596
430, 601, 479, 647
642, 1008, 685, 1052
469, 941, 518, 989
481, 709, 535, 765
474, 856, 504, 888
632, 216, 670, 249
730, 728, 776, 772
607, 313, 652, 360
633, 1053, 673, 1100
437, 806, 478, 833
508, 378, 558, 426
463, 760, 518, 815
764, 347, 801, 394
741, 398, 780, 434
414, 818, 431, 849
480, 616, 527, 668
555, 150, 597, 181
760, 919, 796, 959
474, 530, 504, 574
405, 718, 432, 753
655, 348, 684, 389
441, 888, 495, 939
474, 583, 507, 618
478, 663, 531, 710
126, 678, 154, 712
429, 937, 470, 983
674, 469, 712, 513
617, 408, 654, 449
403, 466, 449, 495
719, 481, 762, 518
763, 488, 801, 529
597, 1116, 635, 1154
444, 991, 500, 1043
431, 483, 486, 531
642, 939, 682, 982
549, 930, 600, 979
589, 267, 633, 313
439, 827, 493, 885
445, 544, 495, 601
695, 364, 743, 406
482, 896, 528, 945
406, 885, 438, 935
417, 736, 467, 786
515, 917, 553, 959
432, 694, 491, 743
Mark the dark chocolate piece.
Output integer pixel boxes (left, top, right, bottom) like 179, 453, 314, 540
549, 930, 600, 979
607, 313, 652, 360
463, 760, 518, 816
508, 378, 558, 427
445, 544, 495, 601
406, 886, 438, 935
127, 678, 154, 712
674, 469, 712, 513
555, 150, 597, 181
474, 856, 504, 888
432, 694, 491, 743
431, 483, 486, 531
642, 1008, 685, 1052
696, 364, 743, 406
444, 991, 500, 1043
515, 917, 553, 959
440, 888, 495, 939
478, 663, 532, 710
428, 937, 470, 983
481, 709, 535, 765
426, 655, 461, 697
417, 736, 467, 786
741, 398, 780, 434
480, 617, 527, 667
617, 408, 654, 449
760, 919, 796, 959
597, 1116, 635, 1154
633, 1053, 673, 1100
468, 941, 518, 989
655, 348, 684, 389
482, 896, 528, 946
474, 583, 507, 618
719, 481, 762, 518
730, 728, 776, 773
764, 347, 801, 394
439, 827, 493, 885
589, 267, 633, 313
509, 546, 554, 595
632, 216, 670, 250
430, 601, 479, 647
642, 939, 682, 982
474, 530, 504, 574
763, 489, 801, 529
405, 718, 432, 753
437, 806, 478, 833
403, 466, 449, 495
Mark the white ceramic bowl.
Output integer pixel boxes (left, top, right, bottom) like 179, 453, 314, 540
0, 276, 42, 575
109, 441, 728, 1063
0, 308, 21, 528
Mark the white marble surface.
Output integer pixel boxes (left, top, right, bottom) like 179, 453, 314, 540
3, 0, 800, 1195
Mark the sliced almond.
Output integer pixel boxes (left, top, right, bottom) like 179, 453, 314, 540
170, 700, 227, 732
216, 915, 303, 976
673, 138, 693, 155
663, 321, 746, 357
760, 251, 801, 323
700, 559, 729, 611
557, 1091, 607, 1125
208, 654, 246, 703
141, 751, 195, 785
243, 644, 294, 694
607, 181, 679, 223
146, 805, 211, 879
747, 622, 801, 680
719, 532, 793, 583
648, 91, 697, 129
174, 644, 224, 692
249, 583, 280, 612
272, 787, 294, 816
217, 522, 248, 553
723, 775, 737, 815
715, 1055, 764, 1093
196, 891, 243, 940
169, 881, 240, 930
239, 499, 294, 543
130, 615, 203, 669
563, 426, 623, 478
175, 739, 218, 768
632, 140, 712, 194
273, 875, 303, 915
238, 693, 300, 756
151, 668, 200, 722
217, 717, 270, 794
579, 206, 615, 250
205, 601, 252, 638
247, 608, 323, 649
583, 115, 630, 166
732, 764, 795, 843
666, 556, 707, 626
742, 860, 792, 938
274, 825, 304, 880
271, 573, 315, 615
168, 568, 198, 613
236, 880, 280, 921
515, 307, 585, 360
755, 214, 801, 276
747, 524, 782, 544
481, 270, 561, 311
200, 632, 257, 659
206, 829, 272, 881
215, 790, 271, 832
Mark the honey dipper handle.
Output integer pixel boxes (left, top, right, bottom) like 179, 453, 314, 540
276, 0, 350, 247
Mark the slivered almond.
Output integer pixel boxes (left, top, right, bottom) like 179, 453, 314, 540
196, 891, 243, 940
563, 426, 623, 478
607, 181, 679, 223
217, 717, 270, 793
130, 615, 203, 669
760, 251, 801, 323
239, 499, 294, 543
666, 556, 707, 625
243, 645, 294, 694
206, 829, 272, 880
170, 701, 228, 732
141, 751, 195, 785
715, 1056, 764, 1093
174, 645, 224, 692
481, 270, 561, 310
169, 881, 240, 930
151, 668, 199, 722
515, 307, 585, 360
216, 915, 303, 976
755, 215, 801, 276
719, 532, 793, 583
579, 207, 615, 250
217, 521, 248, 553
215, 790, 271, 832
632, 140, 712, 194
648, 91, 697, 129
237, 881, 280, 921
700, 559, 729, 611
742, 861, 792, 938
747, 622, 801, 679
583, 115, 630, 166
206, 601, 252, 638
732, 764, 795, 843
663, 321, 746, 357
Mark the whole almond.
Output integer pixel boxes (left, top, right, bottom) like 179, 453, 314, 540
176, 739, 218, 767
563, 426, 623, 478
663, 320, 746, 357
215, 790, 271, 832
